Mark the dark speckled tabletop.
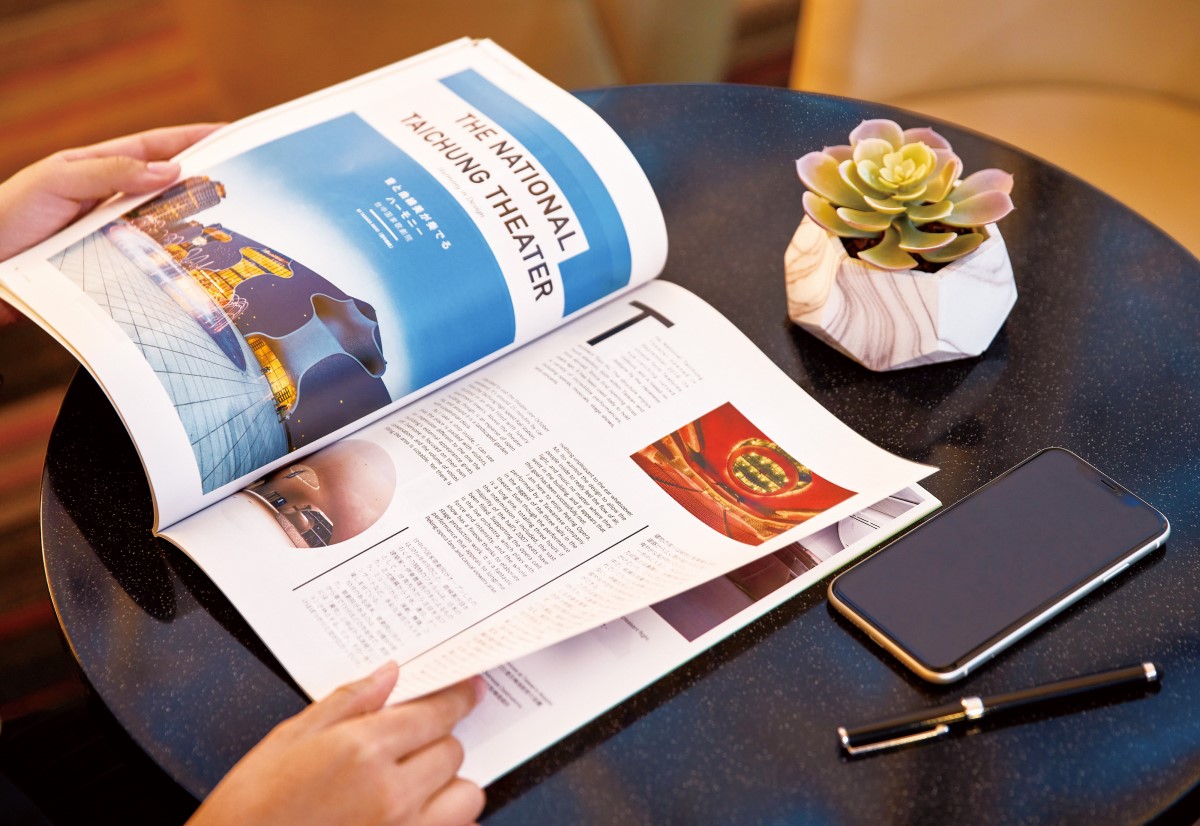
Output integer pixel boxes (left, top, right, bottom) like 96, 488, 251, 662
43, 85, 1200, 824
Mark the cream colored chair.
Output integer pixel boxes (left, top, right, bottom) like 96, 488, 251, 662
791, 0, 1200, 257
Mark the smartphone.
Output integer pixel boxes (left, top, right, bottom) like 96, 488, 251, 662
828, 448, 1170, 683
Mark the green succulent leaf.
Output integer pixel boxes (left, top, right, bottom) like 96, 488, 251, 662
951, 168, 1015, 201
859, 226, 918, 271
796, 152, 870, 209
839, 160, 890, 200
837, 207, 896, 232
923, 153, 962, 203
943, 191, 1015, 227
920, 231, 986, 262
905, 200, 953, 222
876, 144, 934, 193
799, 120, 1013, 261
802, 191, 879, 238
852, 137, 895, 166
896, 216, 956, 252
856, 159, 884, 192
850, 119, 904, 150
887, 184, 929, 202
863, 194, 908, 214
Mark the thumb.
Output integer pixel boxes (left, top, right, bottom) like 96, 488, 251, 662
297, 661, 400, 731
52, 155, 181, 202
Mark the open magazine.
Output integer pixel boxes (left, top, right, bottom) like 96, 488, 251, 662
457, 484, 937, 784
0, 39, 937, 774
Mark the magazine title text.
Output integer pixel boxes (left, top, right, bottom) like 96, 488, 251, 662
401, 111, 582, 302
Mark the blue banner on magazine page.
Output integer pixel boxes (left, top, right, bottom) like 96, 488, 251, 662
9, 39, 667, 524
52, 113, 515, 491
210, 113, 516, 394
440, 69, 632, 315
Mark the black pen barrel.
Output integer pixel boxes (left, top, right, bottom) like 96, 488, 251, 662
840, 663, 1159, 751
840, 702, 966, 747
983, 663, 1158, 716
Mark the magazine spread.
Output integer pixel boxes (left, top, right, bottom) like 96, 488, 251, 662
0, 38, 666, 528
458, 484, 939, 784
165, 280, 934, 703
0, 38, 942, 776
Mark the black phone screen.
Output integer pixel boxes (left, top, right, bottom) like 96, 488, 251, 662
831, 448, 1168, 673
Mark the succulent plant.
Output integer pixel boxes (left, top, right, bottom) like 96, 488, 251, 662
797, 119, 1014, 271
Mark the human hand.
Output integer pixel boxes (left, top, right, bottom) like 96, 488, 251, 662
188, 662, 486, 826
0, 123, 222, 262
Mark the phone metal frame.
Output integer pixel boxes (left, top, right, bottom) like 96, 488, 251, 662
828, 448, 1171, 684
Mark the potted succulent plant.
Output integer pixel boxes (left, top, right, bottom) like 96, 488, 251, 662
784, 118, 1016, 371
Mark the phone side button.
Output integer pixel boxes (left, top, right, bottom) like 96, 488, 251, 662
1102, 562, 1132, 583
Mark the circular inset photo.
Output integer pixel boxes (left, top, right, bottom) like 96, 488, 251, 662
241, 438, 396, 548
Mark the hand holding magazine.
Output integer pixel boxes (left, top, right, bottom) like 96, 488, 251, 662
1, 39, 937, 782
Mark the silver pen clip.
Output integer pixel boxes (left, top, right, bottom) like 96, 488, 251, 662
839, 723, 951, 756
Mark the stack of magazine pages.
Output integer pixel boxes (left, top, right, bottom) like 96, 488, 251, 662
0, 39, 938, 783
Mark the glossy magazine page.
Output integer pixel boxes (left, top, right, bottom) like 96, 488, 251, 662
0, 39, 667, 528
164, 280, 936, 705
457, 483, 939, 784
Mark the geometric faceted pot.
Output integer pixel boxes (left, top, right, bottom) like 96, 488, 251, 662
784, 216, 1016, 371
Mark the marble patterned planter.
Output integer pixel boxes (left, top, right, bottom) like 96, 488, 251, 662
784, 216, 1017, 371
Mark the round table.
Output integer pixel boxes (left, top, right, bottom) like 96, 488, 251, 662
42, 84, 1200, 824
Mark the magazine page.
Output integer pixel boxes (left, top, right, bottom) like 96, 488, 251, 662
456, 485, 939, 784
164, 280, 936, 703
0, 38, 666, 528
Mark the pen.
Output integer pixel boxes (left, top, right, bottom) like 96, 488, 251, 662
838, 662, 1160, 755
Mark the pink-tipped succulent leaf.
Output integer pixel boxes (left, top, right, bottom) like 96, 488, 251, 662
797, 118, 1014, 270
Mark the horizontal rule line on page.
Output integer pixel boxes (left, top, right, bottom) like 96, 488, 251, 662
292, 527, 411, 591
400, 525, 651, 666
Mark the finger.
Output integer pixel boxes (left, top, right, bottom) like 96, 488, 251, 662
297, 661, 400, 731
354, 678, 480, 758
60, 123, 224, 162
395, 736, 466, 805
44, 155, 181, 202
413, 777, 486, 826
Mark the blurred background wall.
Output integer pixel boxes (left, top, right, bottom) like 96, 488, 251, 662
4, 0, 1197, 256
0, 0, 801, 181
790, 0, 1200, 256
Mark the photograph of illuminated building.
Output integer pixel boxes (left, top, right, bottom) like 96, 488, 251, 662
128, 201, 392, 441
51, 171, 392, 491
48, 112, 518, 492
126, 176, 227, 240
631, 402, 856, 545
